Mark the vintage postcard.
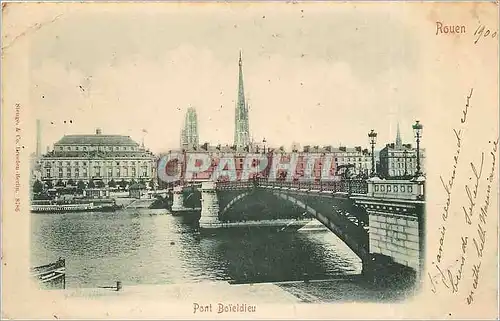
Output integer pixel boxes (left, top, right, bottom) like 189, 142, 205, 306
1, 1, 499, 319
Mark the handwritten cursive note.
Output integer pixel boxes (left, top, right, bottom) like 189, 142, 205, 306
435, 89, 472, 267
462, 152, 483, 225
429, 88, 498, 306
466, 139, 497, 305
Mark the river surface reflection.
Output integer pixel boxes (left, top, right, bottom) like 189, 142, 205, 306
30, 208, 362, 288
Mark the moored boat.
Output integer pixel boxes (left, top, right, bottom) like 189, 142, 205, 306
30, 258, 66, 289
31, 201, 119, 213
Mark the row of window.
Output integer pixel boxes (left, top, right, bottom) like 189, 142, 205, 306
299, 162, 370, 169
388, 158, 415, 162
280, 157, 369, 162
389, 170, 417, 176
206, 156, 371, 165
57, 145, 138, 152
391, 162, 417, 169
43, 160, 152, 167
45, 167, 151, 178
384, 152, 423, 157
200, 152, 371, 158
202, 161, 371, 172
48, 166, 152, 174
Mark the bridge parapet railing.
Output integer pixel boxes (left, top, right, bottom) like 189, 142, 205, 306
297, 180, 368, 194
366, 177, 425, 201
215, 178, 369, 194
215, 180, 256, 191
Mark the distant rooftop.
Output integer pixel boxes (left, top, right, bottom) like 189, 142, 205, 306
383, 143, 414, 150
55, 135, 139, 146
55, 129, 139, 146
170, 143, 370, 154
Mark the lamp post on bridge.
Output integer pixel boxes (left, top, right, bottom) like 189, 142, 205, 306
412, 120, 423, 177
368, 129, 377, 177
262, 138, 267, 154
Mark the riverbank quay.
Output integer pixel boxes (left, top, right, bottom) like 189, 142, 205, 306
6, 279, 445, 319
63, 281, 301, 303
12, 281, 300, 319
274, 275, 418, 303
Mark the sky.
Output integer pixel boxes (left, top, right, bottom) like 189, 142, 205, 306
27, 3, 423, 154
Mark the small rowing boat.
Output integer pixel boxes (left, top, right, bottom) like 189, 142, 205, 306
30, 258, 66, 289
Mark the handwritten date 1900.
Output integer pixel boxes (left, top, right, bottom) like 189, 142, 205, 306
474, 24, 498, 45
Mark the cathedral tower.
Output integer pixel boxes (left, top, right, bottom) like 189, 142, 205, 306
181, 106, 199, 149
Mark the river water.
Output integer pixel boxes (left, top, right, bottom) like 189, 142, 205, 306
30, 208, 362, 289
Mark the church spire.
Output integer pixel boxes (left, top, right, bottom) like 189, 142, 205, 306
237, 50, 245, 111
234, 50, 250, 150
395, 122, 402, 148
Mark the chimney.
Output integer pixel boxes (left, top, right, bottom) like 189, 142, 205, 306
36, 119, 41, 156
96, 128, 102, 135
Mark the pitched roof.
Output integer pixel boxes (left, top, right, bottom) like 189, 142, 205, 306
55, 135, 139, 146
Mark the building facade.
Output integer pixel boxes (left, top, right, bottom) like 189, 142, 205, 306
296, 145, 372, 177
38, 129, 157, 187
379, 125, 425, 178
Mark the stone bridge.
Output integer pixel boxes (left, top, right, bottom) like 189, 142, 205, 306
170, 177, 426, 284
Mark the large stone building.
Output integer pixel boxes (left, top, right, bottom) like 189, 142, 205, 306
379, 124, 425, 178
296, 145, 372, 177
38, 128, 157, 187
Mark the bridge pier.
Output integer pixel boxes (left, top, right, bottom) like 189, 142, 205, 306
353, 177, 425, 286
199, 181, 222, 229
361, 253, 417, 288
171, 186, 185, 212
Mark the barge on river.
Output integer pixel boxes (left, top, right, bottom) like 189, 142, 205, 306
31, 200, 119, 213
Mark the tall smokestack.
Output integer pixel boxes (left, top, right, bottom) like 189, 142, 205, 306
36, 119, 41, 156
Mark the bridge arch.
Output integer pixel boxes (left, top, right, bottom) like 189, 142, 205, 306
219, 191, 252, 217
269, 191, 369, 262
216, 187, 369, 262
